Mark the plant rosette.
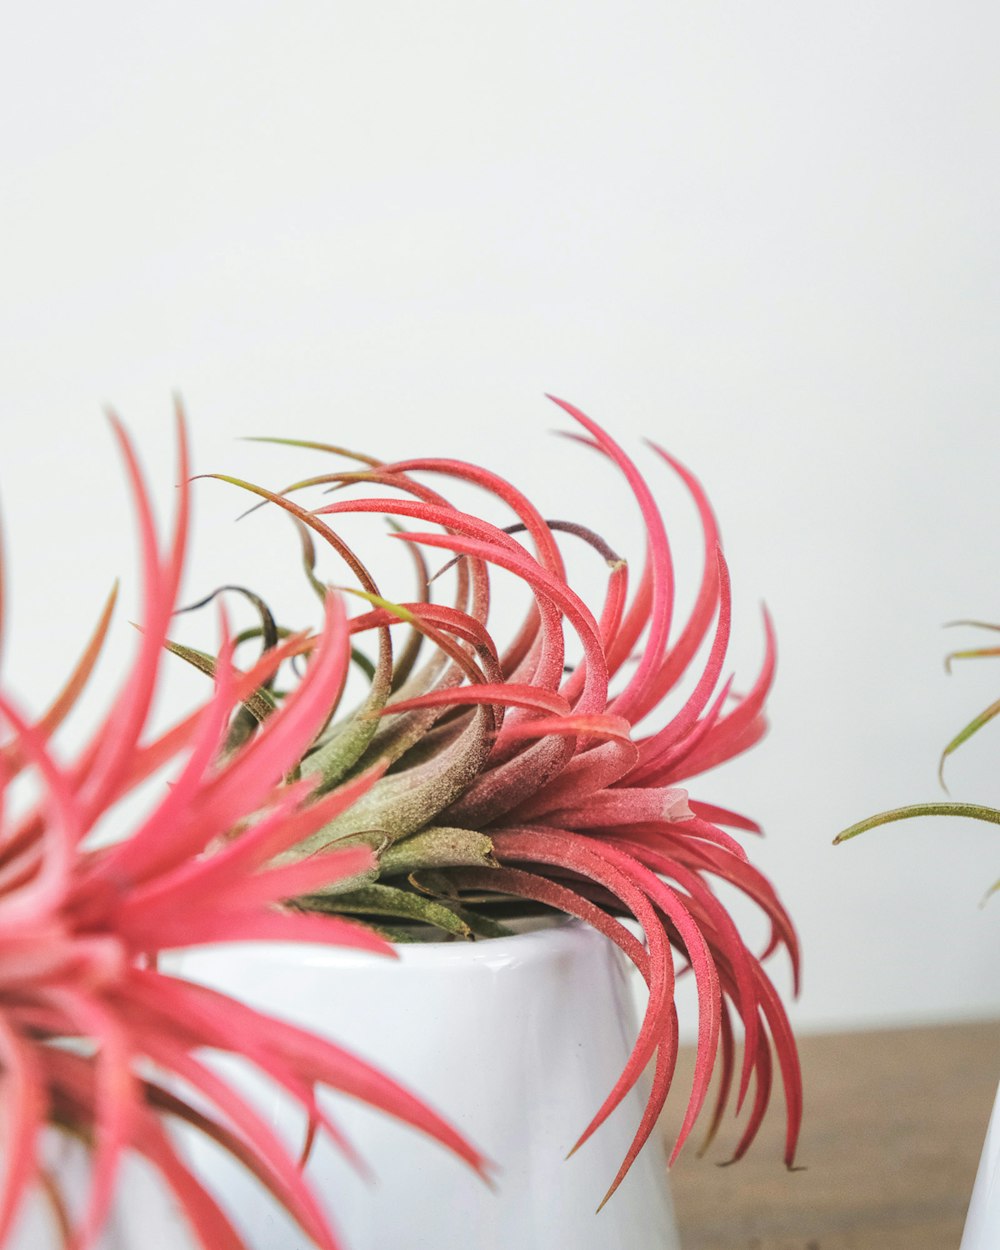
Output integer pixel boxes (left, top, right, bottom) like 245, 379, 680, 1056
166, 396, 801, 1234
0, 398, 800, 1250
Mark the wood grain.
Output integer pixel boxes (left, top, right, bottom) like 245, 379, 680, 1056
661, 1020, 1000, 1250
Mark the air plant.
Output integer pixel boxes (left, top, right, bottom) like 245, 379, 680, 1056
191, 394, 802, 1204
0, 412, 487, 1250
836, 618, 1000, 899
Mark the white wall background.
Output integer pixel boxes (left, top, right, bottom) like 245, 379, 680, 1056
1, 2, 997, 1038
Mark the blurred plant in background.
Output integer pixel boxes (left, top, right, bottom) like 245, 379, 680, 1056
836, 617, 1000, 900
0, 412, 484, 1250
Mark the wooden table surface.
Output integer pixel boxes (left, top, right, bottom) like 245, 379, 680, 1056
662, 1019, 1000, 1250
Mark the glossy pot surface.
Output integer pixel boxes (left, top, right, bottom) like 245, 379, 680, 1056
174, 919, 681, 1250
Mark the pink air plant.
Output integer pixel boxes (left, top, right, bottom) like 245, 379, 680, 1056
0, 412, 487, 1250
199, 395, 803, 1207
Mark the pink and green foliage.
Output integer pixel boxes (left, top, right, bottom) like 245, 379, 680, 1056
0, 411, 487, 1250
201, 395, 802, 1204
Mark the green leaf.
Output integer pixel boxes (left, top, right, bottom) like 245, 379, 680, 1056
292, 516, 333, 604
297, 701, 492, 850
938, 696, 1000, 787
441, 905, 513, 940
944, 645, 1000, 673
379, 826, 498, 876
834, 801, 1000, 844
944, 619, 1000, 632
385, 518, 428, 693
175, 585, 281, 679
301, 630, 393, 793
349, 647, 377, 681
301, 882, 474, 938
163, 639, 277, 724
172, 584, 288, 750
242, 435, 381, 466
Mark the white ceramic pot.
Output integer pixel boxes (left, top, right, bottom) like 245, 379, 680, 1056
961, 1078, 1000, 1250
174, 919, 681, 1250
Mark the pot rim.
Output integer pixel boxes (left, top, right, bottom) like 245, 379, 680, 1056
173, 913, 620, 973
